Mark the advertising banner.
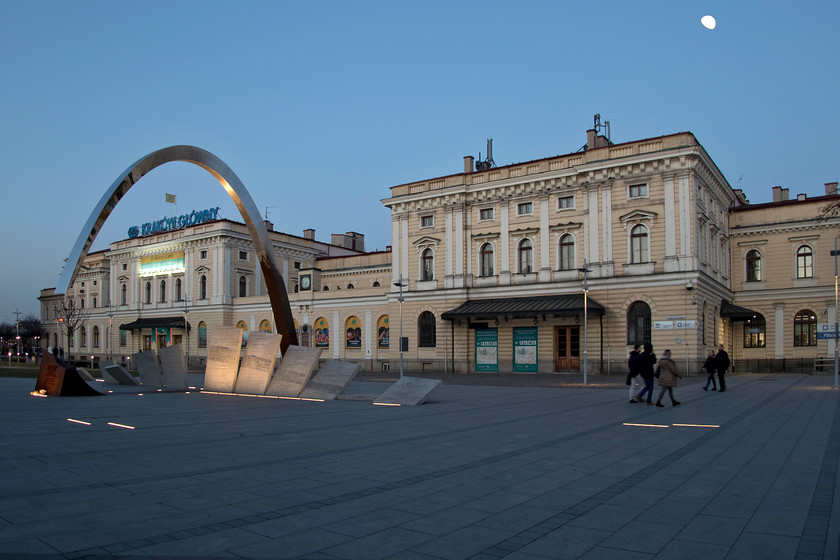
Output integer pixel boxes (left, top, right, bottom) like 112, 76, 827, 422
475, 328, 498, 372
513, 327, 538, 373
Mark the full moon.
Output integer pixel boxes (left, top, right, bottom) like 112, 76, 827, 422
701, 15, 716, 30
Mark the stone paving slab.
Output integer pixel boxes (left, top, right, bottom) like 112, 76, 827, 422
0, 373, 838, 559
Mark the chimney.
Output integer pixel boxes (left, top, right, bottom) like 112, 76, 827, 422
586, 129, 597, 151
826, 182, 839, 196
772, 186, 790, 202
464, 155, 474, 173
263, 219, 274, 232
303, 228, 315, 240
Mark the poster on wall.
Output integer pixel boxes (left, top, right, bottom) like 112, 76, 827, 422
475, 328, 498, 372
513, 327, 538, 373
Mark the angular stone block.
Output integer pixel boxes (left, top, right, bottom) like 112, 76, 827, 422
76, 367, 96, 381
204, 327, 243, 393
98, 360, 118, 384
35, 353, 105, 396
265, 346, 322, 397
300, 359, 360, 400
134, 350, 163, 389
374, 376, 441, 406
159, 344, 188, 390
234, 333, 282, 395
105, 364, 141, 386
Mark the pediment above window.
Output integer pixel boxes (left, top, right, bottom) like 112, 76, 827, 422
619, 210, 657, 230
413, 236, 440, 251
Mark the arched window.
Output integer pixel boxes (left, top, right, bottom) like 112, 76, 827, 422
159, 280, 166, 302
743, 315, 766, 348
627, 301, 651, 345
345, 316, 361, 348
259, 320, 272, 333
198, 321, 207, 348
372, 281, 381, 288
418, 311, 436, 347
347, 283, 355, 290
239, 276, 247, 297
144, 282, 152, 304
199, 275, 207, 299
322, 285, 330, 291
92, 297, 97, 308
120, 283, 127, 305
377, 315, 390, 348
175, 278, 182, 301
630, 225, 649, 263
794, 309, 817, 346
559, 234, 575, 271
236, 320, 247, 330
80, 298, 85, 309
480, 243, 494, 277
796, 246, 813, 279
93, 326, 100, 347
421, 248, 434, 281
80, 326, 87, 348
745, 249, 761, 282
518, 239, 533, 273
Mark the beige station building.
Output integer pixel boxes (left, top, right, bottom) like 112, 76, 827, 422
39, 122, 840, 375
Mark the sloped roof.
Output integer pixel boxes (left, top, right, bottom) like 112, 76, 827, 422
119, 317, 191, 330
441, 294, 605, 321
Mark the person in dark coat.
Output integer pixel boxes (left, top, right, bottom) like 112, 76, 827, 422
637, 343, 657, 405
702, 349, 717, 391
716, 344, 730, 392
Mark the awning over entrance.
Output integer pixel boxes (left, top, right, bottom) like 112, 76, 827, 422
119, 317, 191, 331
441, 294, 605, 321
720, 300, 762, 321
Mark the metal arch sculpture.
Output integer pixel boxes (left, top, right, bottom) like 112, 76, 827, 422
55, 145, 298, 352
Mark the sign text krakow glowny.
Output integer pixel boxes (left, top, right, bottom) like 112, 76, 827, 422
127, 207, 221, 238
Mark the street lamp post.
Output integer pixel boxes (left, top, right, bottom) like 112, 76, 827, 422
184, 291, 190, 368
108, 303, 113, 361
832, 240, 839, 389
578, 260, 592, 386
393, 278, 407, 378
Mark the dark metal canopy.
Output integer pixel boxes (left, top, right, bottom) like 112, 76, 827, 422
119, 317, 191, 331
441, 294, 605, 321
720, 300, 762, 321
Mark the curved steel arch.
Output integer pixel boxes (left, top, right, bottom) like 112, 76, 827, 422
56, 145, 298, 352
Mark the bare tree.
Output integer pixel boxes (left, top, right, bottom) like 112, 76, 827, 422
57, 297, 91, 353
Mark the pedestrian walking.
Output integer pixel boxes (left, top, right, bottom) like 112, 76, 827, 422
627, 344, 643, 403
716, 344, 730, 392
637, 343, 657, 405
655, 349, 681, 407
702, 349, 717, 391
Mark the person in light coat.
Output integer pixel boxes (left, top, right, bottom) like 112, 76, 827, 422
655, 349, 681, 408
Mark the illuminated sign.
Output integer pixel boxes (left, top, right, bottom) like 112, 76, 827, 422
140, 251, 185, 275
128, 207, 221, 238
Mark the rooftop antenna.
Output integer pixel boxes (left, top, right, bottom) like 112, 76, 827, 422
593, 113, 611, 143
264, 206, 275, 221
475, 138, 496, 171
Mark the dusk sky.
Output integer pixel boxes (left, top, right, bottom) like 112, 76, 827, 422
1, 1, 838, 323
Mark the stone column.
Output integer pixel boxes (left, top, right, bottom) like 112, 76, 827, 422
774, 303, 785, 359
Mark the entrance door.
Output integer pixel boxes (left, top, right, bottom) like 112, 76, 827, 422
554, 326, 580, 371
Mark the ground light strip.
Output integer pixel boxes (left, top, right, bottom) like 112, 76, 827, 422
373, 402, 401, 407
107, 422, 135, 430
623, 422, 720, 429
201, 391, 323, 402
67, 418, 91, 426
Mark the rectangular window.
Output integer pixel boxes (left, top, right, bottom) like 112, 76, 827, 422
517, 202, 533, 216
122, 263, 128, 271
239, 251, 248, 261
479, 208, 494, 221
200, 250, 208, 259
420, 215, 434, 228
119, 329, 126, 347
629, 183, 648, 198
294, 261, 301, 270
743, 319, 766, 348
557, 196, 574, 210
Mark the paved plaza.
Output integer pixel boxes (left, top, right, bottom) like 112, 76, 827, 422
1, 372, 838, 559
